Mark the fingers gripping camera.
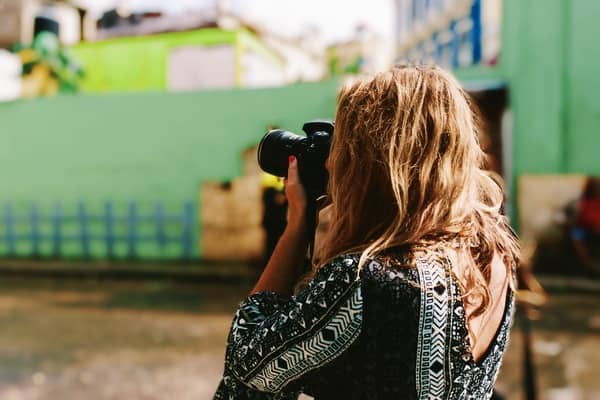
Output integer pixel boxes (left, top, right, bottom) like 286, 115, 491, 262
257, 120, 334, 202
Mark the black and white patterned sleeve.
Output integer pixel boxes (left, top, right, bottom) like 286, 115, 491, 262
214, 254, 363, 398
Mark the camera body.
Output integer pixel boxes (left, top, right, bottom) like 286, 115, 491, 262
257, 120, 334, 201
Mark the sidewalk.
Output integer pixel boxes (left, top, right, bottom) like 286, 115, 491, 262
538, 275, 600, 293
0, 258, 598, 293
0, 258, 258, 284
0, 272, 598, 400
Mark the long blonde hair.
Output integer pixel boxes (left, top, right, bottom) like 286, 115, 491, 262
311, 65, 519, 317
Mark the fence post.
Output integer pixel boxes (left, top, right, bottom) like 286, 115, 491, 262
451, 20, 459, 69
104, 201, 114, 259
3, 203, 16, 256
127, 201, 137, 258
470, 0, 482, 65
52, 202, 62, 257
155, 202, 166, 247
30, 203, 41, 256
78, 201, 90, 258
181, 201, 193, 260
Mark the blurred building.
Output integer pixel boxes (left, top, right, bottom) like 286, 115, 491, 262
395, 0, 499, 68
393, 0, 600, 225
71, 28, 287, 91
0, 0, 598, 263
0, 1, 329, 92
92, 6, 218, 41
0, 49, 21, 100
0, 0, 82, 47
328, 23, 394, 75
68, 1, 327, 91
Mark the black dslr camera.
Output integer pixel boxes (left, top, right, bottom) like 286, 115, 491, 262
257, 120, 334, 201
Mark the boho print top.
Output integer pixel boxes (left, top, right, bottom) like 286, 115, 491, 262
214, 249, 514, 400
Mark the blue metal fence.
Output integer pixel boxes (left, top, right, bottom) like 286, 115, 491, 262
0, 201, 195, 260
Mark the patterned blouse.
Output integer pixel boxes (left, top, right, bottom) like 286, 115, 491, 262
214, 249, 514, 400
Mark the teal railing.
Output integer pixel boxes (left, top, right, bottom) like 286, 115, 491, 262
0, 201, 195, 260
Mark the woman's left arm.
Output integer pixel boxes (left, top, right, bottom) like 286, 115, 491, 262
251, 155, 308, 297
215, 158, 363, 398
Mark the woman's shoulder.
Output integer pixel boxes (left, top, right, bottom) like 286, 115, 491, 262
318, 247, 451, 283
359, 247, 450, 279
318, 248, 449, 272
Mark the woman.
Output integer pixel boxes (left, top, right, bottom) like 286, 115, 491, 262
571, 177, 600, 274
214, 65, 520, 399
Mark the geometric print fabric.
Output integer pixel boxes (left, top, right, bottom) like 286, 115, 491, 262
213, 249, 515, 400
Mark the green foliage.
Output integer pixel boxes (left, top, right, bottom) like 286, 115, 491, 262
16, 31, 83, 96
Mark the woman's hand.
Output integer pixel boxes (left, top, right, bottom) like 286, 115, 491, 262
285, 155, 307, 229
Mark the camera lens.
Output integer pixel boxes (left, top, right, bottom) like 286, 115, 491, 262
257, 130, 306, 177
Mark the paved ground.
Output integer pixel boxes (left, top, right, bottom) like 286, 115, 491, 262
0, 276, 598, 400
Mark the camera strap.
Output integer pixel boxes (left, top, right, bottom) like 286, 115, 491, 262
305, 200, 318, 272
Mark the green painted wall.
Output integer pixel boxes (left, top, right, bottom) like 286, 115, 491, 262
0, 80, 339, 257
503, 0, 565, 174
502, 0, 600, 177
566, 0, 600, 173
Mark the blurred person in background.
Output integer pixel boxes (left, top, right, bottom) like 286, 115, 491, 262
261, 173, 288, 265
214, 65, 520, 399
570, 177, 600, 275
